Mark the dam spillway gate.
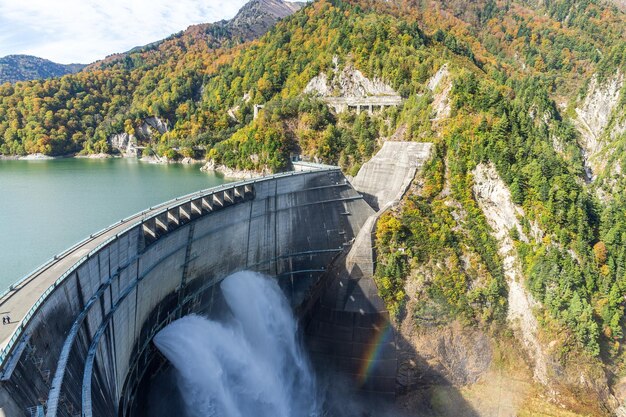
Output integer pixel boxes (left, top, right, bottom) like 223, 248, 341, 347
0, 168, 396, 417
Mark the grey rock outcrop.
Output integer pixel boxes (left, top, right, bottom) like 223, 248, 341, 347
228, 0, 305, 40
397, 322, 493, 388
145, 117, 168, 134
427, 63, 451, 121
473, 163, 548, 385
305, 60, 399, 99
136, 117, 168, 139
427, 63, 448, 91
575, 72, 624, 178
304, 58, 403, 113
108, 133, 137, 157
108, 117, 168, 157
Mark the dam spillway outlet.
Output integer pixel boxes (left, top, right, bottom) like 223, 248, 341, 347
152, 271, 319, 417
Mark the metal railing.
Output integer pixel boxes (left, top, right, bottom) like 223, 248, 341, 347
0, 167, 340, 369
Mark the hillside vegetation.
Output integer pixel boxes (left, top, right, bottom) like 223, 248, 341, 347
1, 0, 626, 413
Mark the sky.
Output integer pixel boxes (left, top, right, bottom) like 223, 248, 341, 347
0, 0, 257, 64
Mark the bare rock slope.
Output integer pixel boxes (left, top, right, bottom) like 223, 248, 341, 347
472, 163, 549, 385
427, 63, 452, 121
304, 57, 403, 112
229, 0, 306, 40
575, 72, 624, 178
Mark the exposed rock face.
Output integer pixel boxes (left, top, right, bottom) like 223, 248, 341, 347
427, 63, 452, 121
473, 163, 527, 242
427, 63, 448, 91
612, 118, 626, 140
472, 163, 549, 385
304, 58, 403, 113
136, 117, 168, 139
304, 72, 332, 96
109, 116, 168, 156
305, 60, 399, 98
397, 321, 493, 389
108, 133, 137, 157
229, 0, 305, 40
575, 72, 624, 178
145, 117, 168, 134
473, 163, 619, 414
227, 105, 241, 121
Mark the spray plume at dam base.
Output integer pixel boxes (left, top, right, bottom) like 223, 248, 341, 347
153, 271, 319, 417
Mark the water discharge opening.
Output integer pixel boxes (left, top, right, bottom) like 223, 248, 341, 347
153, 271, 320, 417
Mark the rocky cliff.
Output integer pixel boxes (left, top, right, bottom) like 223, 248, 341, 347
575, 72, 624, 178
305, 58, 400, 99
472, 163, 548, 385
427, 63, 452, 121
108, 117, 169, 157
228, 0, 305, 40
472, 163, 620, 414
135, 117, 169, 140
109, 133, 137, 157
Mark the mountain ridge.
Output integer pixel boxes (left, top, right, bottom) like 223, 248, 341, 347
86, 0, 305, 71
0, 54, 85, 84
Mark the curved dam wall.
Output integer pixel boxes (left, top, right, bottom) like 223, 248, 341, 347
0, 168, 374, 417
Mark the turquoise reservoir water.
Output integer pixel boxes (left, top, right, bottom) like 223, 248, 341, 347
0, 158, 230, 291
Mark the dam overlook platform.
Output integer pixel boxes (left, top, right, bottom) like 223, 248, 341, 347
0, 141, 432, 417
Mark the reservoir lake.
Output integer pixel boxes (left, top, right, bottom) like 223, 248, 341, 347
0, 158, 231, 291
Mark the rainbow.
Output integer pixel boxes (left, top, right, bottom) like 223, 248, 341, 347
357, 318, 393, 386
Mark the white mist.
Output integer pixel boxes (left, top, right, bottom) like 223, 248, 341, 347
153, 271, 320, 417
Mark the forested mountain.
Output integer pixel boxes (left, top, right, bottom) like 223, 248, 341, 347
86, 0, 305, 72
1, 0, 626, 414
0, 55, 84, 84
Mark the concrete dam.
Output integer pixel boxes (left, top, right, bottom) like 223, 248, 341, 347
0, 142, 431, 417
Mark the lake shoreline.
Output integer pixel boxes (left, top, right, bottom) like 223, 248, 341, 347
0, 153, 265, 180
201, 160, 265, 180
0, 152, 201, 164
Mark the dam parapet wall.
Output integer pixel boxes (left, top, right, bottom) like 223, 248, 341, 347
0, 168, 374, 417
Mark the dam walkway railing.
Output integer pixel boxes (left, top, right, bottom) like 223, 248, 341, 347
0, 168, 339, 372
